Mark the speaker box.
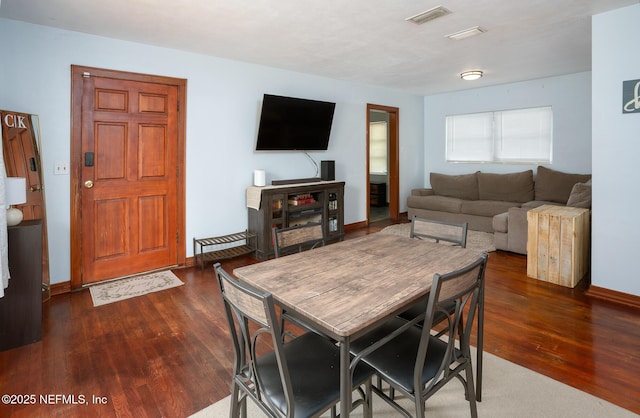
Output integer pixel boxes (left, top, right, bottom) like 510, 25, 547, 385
321, 160, 335, 181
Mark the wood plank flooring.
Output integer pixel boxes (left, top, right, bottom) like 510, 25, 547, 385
1, 219, 639, 417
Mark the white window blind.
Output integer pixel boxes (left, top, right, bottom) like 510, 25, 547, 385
369, 121, 388, 174
446, 106, 553, 163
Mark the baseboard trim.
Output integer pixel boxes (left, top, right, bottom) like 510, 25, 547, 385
345, 220, 368, 231
586, 285, 640, 310
50, 281, 71, 297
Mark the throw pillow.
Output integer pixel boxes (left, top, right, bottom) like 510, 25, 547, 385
535, 166, 591, 203
477, 170, 534, 203
430, 172, 479, 200
566, 181, 592, 208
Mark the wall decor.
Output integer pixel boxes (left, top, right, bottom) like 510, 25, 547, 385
622, 79, 640, 113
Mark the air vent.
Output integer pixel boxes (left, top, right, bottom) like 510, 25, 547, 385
446, 26, 486, 40
406, 6, 451, 25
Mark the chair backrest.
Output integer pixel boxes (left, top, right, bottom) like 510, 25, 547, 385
417, 253, 488, 394
214, 263, 293, 416
410, 215, 468, 248
273, 222, 325, 258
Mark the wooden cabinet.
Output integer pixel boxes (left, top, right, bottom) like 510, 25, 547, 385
370, 182, 387, 207
527, 205, 590, 288
0, 220, 43, 351
248, 181, 345, 259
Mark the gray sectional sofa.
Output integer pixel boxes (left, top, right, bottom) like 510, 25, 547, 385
407, 167, 592, 254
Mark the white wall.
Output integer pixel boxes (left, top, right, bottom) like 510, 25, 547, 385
0, 18, 424, 285
423, 72, 592, 185
592, 5, 640, 296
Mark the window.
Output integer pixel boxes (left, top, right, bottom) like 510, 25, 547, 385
369, 121, 388, 174
446, 106, 552, 163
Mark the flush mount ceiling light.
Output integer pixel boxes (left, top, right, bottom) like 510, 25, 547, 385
446, 26, 486, 40
461, 70, 483, 81
406, 5, 451, 25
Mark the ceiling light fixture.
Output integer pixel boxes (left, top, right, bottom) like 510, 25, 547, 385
406, 6, 451, 25
446, 26, 486, 40
461, 70, 483, 81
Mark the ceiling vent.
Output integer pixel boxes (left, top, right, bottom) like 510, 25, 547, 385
446, 26, 486, 40
406, 6, 451, 25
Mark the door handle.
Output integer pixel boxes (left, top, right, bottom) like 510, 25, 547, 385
84, 180, 94, 189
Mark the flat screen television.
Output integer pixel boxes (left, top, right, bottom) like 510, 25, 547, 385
255, 94, 336, 151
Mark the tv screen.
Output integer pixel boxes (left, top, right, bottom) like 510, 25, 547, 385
255, 94, 336, 151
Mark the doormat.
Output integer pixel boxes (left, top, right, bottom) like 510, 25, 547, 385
89, 270, 184, 307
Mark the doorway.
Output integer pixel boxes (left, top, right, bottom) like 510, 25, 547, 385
70, 66, 187, 289
367, 104, 399, 223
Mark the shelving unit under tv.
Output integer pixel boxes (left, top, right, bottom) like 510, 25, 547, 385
247, 181, 345, 260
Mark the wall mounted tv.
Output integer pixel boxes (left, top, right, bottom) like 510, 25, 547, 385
255, 94, 336, 151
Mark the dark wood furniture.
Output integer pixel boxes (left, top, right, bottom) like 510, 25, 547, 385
247, 181, 344, 260
234, 233, 484, 418
369, 182, 387, 207
0, 220, 43, 351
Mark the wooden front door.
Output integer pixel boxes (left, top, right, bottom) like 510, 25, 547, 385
71, 66, 186, 288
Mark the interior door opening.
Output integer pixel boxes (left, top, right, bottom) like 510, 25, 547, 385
367, 104, 399, 223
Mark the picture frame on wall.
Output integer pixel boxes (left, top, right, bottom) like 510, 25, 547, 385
622, 79, 640, 113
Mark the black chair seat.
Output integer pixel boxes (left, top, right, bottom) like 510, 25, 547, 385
257, 332, 373, 417
350, 317, 456, 395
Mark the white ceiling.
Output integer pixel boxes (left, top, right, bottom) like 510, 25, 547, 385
1, 0, 637, 95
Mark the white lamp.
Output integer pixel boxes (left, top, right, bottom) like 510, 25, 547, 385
5, 177, 27, 227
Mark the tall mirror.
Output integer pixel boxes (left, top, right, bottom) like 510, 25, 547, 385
0, 110, 50, 301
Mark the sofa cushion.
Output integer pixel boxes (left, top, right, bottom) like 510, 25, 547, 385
461, 200, 522, 217
430, 172, 479, 201
406, 195, 463, 213
534, 166, 591, 204
566, 180, 592, 208
477, 170, 534, 203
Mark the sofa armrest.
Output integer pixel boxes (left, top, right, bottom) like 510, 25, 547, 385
507, 207, 529, 254
411, 188, 434, 197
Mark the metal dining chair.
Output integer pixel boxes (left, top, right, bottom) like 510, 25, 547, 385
214, 263, 374, 418
409, 216, 468, 247
272, 222, 328, 338
350, 254, 488, 418
272, 222, 325, 258
398, 216, 485, 401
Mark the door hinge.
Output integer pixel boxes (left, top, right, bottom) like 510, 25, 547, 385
176, 231, 179, 243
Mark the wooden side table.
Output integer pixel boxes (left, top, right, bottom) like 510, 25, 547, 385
526, 205, 590, 288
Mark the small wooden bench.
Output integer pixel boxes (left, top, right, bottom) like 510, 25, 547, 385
193, 230, 256, 270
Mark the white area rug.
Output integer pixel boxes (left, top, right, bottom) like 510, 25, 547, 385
190, 348, 634, 418
89, 270, 183, 307
380, 223, 496, 253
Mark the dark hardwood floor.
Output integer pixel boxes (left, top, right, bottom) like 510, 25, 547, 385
1, 219, 639, 417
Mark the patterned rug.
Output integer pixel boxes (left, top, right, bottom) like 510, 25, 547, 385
89, 270, 184, 307
380, 223, 496, 253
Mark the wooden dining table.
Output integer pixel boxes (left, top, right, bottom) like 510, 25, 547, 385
233, 232, 485, 418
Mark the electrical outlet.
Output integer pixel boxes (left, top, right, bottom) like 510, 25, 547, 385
54, 161, 70, 175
